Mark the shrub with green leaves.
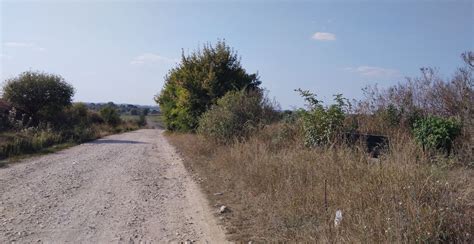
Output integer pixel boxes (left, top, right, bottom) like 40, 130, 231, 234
0, 114, 7, 131
100, 106, 121, 127
0, 129, 63, 159
65, 103, 91, 127
376, 104, 402, 127
296, 89, 349, 147
0, 99, 10, 131
197, 90, 276, 144
412, 116, 462, 153
156, 41, 261, 132
137, 114, 147, 127
2, 71, 75, 125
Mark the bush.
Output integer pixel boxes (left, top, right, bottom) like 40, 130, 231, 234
0, 99, 11, 131
88, 111, 104, 124
0, 129, 63, 159
356, 52, 472, 132
100, 106, 121, 127
376, 104, 402, 127
69, 126, 97, 142
2, 71, 75, 125
156, 41, 262, 132
65, 103, 91, 127
198, 90, 277, 144
296, 89, 349, 147
0, 113, 9, 131
137, 114, 147, 127
130, 108, 139, 116
5, 107, 32, 131
59, 103, 103, 142
0, 117, 6, 131
413, 116, 462, 154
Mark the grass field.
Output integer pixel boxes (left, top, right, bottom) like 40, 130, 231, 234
146, 114, 164, 128
120, 114, 164, 128
120, 114, 141, 121
167, 124, 473, 242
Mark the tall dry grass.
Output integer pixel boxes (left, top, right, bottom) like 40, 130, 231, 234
168, 123, 473, 242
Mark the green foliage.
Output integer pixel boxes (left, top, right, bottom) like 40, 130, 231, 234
88, 112, 104, 124
156, 41, 261, 132
198, 90, 276, 144
137, 114, 147, 127
2, 71, 75, 125
6, 107, 32, 131
130, 108, 139, 116
0, 114, 7, 131
100, 106, 121, 127
0, 69, 146, 160
405, 107, 425, 129
62, 103, 101, 142
296, 89, 349, 147
413, 116, 462, 153
377, 104, 401, 127
0, 129, 63, 159
65, 103, 91, 127
0, 100, 10, 131
69, 126, 97, 143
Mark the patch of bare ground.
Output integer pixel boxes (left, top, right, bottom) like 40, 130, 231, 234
167, 124, 473, 242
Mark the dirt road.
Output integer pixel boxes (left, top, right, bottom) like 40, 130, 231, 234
0, 129, 227, 243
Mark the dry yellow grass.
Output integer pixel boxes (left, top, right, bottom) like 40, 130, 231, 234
167, 123, 473, 242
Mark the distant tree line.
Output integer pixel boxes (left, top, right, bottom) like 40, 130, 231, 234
85, 103, 158, 116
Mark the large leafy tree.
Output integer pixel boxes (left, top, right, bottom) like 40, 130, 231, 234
2, 71, 75, 124
156, 41, 261, 131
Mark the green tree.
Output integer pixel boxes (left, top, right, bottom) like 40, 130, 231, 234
2, 71, 75, 124
155, 41, 261, 131
296, 89, 349, 147
130, 108, 139, 116
142, 108, 150, 116
100, 106, 121, 127
376, 104, 402, 127
0, 99, 11, 131
137, 114, 147, 127
66, 103, 90, 127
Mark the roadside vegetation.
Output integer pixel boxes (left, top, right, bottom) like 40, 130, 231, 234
155, 40, 261, 132
0, 71, 146, 161
159, 42, 473, 242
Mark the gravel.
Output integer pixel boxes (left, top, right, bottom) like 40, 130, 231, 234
0, 129, 227, 243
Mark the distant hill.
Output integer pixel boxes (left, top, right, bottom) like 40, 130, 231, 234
82, 102, 160, 115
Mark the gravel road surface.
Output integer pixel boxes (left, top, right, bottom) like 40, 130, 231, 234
0, 129, 227, 243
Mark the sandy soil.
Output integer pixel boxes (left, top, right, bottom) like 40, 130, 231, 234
0, 129, 227, 243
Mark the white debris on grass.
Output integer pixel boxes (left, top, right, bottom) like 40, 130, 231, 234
334, 209, 343, 227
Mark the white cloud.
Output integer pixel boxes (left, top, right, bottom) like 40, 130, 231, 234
4, 42, 46, 52
4, 42, 34, 48
130, 53, 178, 65
345, 66, 400, 79
311, 32, 336, 41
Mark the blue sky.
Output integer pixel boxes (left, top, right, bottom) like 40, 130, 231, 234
1, 0, 473, 108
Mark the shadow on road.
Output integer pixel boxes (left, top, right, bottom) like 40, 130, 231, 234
0, 161, 8, 168
89, 139, 147, 145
